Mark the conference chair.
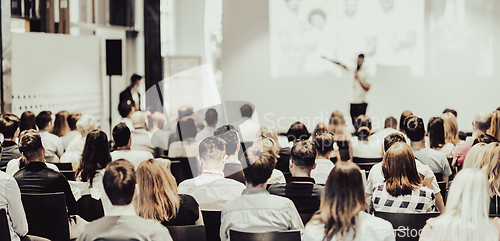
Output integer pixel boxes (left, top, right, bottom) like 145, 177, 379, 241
374, 211, 440, 241
61, 171, 76, 181
433, 173, 448, 203
352, 157, 382, 172
229, 229, 301, 241
167, 225, 206, 241
201, 210, 222, 241
275, 152, 291, 174
77, 195, 105, 222
170, 157, 197, 185
53, 162, 73, 171
0, 209, 11, 241
21, 192, 70, 241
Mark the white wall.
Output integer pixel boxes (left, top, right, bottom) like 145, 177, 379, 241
221, 0, 500, 133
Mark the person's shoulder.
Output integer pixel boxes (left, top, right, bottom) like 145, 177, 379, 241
358, 211, 393, 229
268, 183, 286, 194
218, 178, 246, 188
179, 194, 199, 206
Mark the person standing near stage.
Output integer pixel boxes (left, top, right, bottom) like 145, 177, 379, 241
120, 74, 143, 111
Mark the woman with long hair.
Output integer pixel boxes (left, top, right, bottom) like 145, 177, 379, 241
328, 111, 352, 161
441, 112, 461, 146
303, 161, 394, 241
135, 159, 203, 226
487, 110, 500, 141
420, 168, 500, 241
428, 117, 454, 158
52, 110, 71, 137
19, 111, 36, 132
351, 115, 383, 159
372, 142, 435, 213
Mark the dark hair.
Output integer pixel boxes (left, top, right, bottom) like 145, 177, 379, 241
0, 113, 20, 139
76, 130, 111, 187
384, 117, 397, 129
314, 132, 335, 157
103, 159, 136, 206
286, 122, 311, 142
473, 133, 499, 146
67, 112, 82, 131
443, 108, 457, 117
131, 74, 142, 85
205, 108, 218, 127
459, 131, 467, 141
178, 106, 194, 119
405, 116, 425, 142
214, 125, 239, 156
497, 107, 500, 111
399, 111, 413, 133
358, 53, 365, 58
52, 111, 70, 137
112, 123, 131, 147
118, 102, 134, 118
291, 140, 317, 170
243, 150, 276, 186
428, 117, 446, 149
240, 104, 254, 118
177, 117, 197, 141
384, 132, 407, 152
308, 9, 326, 23
355, 115, 372, 141
199, 136, 226, 162
382, 142, 422, 197
35, 111, 52, 130
18, 129, 44, 161
20, 111, 36, 132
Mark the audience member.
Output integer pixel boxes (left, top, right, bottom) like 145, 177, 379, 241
51, 111, 70, 137
453, 111, 492, 166
167, 106, 193, 149
399, 110, 413, 135
441, 112, 461, 146
286, 121, 311, 143
351, 115, 383, 158
442, 108, 457, 117
373, 116, 401, 140
149, 111, 170, 150
168, 117, 199, 158
177, 136, 245, 211
312, 123, 341, 161
406, 116, 452, 186
61, 112, 82, 150
420, 169, 500, 241
220, 148, 303, 241
257, 127, 287, 184
130, 111, 155, 155
372, 142, 435, 213
487, 110, 500, 141
119, 74, 142, 111
35, 111, 64, 162
0, 113, 21, 167
77, 159, 173, 241
245, 135, 286, 184
111, 123, 153, 169
214, 125, 245, 184
118, 102, 135, 132
239, 104, 260, 142
60, 115, 95, 166
268, 140, 324, 214
427, 117, 454, 158
196, 108, 218, 142
303, 162, 394, 241
328, 111, 352, 161
472, 133, 499, 146
0, 171, 28, 241
135, 159, 202, 227
311, 131, 336, 185
19, 111, 36, 132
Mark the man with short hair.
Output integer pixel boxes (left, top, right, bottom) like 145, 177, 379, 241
220, 148, 303, 241
178, 136, 246, 211
61, 112, 82, 150
268, 140, 324, 214
35, 111, 63, 162
238, 104, 260, 142
196, 108, 218, 142
373, 116, 403, 141
214, 125, 245, 184
111, 123, 153, 170
311, 132, 335, 185
118, 102, 135, 132
0, 113, 21, 167
130, 111, 154, 155
453, 112, 492, 166
77, 159, 172, 241
119, 74, 142, 111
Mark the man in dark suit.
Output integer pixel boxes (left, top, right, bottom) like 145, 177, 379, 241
120, 74, 142, 110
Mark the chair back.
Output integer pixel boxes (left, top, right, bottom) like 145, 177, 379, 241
0, 209, 11, 241
61, 171, 76, 181
53, 163, 73, 171
21, 192, 70, 241
202, 210, 222, 241
170, 157, 198, 185
167, 225, 206, 241
77, 195, 105, 222
275, 153, 291, 174
353, 157, 382, 172
229, 229, 301, 241
374, 211, 440, 241
299, 212, 315, 225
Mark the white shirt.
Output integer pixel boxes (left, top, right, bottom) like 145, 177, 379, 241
0, 171, 28, 241
268, 169, 286, 184
60, 137, 86, 165
195, 126, 216, 143
350, 62, 377, 104
239, 118, 260, 143
351, 136, 384, 159
150, 128, 170, 150
61, 131, 82, 151
70, 170, 113, 216
311, 159, 335, 185
131, 128, 155, 155
6, 158, 60, 176
120, 118, 135, 132
303, 211, 394, 241
168, 139, 200, 158
110, 150, 154, 170
178, 170, 246, 211
39, 130, 64, 161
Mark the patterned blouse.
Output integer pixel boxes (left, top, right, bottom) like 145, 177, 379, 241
371, 183, 435, 213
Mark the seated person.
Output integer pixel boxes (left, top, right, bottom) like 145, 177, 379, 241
130, 111, 155, 155
220, 147, 303, 241
258, 127, 287, 184
453, 112, 492, 166
195, 108, 218, 142
268, 140, 324, 214
0, 113, 21, 167
61, 112, 82, 150
60, 115, 96, 166
427, 117, 455, 159
149, 111, 170, 151
76, 159, 172, 241
177, 136, 246, 211
214, 125, 246, 184
35, 111, 64, 162
117, 102, 135, 132
311, 131, 336, 185
371, 142, 435, 213
111, 123, 154, 170
351, 115, 383, 159
168, 117, 199, 158
284, 121, 311, 148
0, 171, 28, 241
303, 162, 394, 241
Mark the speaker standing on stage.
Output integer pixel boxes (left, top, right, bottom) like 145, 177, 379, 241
322, 54, 377, 128
120, 74, 142, 111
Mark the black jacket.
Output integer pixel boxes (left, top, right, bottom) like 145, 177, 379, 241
119, 86, 141, 110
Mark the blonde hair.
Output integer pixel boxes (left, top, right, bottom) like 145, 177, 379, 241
259, 127, 281, 149
487, 111, 500, 141
463, 143, 500, 197
328, 111, 349, 140
441, 112, 461, 145
134, 159, 180, 222
76, 115, 96, 137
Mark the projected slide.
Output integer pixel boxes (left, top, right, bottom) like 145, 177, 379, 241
269, 0, 425, 78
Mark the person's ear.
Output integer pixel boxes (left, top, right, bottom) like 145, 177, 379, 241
237, 142, 241, 152
289, 158, 294, 169
199, 156, 205, 166
312, 162, 317, 170
14, 128, 20, 139
128, 136, 132, 147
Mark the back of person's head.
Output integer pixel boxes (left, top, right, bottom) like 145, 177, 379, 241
382, 142, 421, 197
474, 112, 492, 132
131, 74, 142, 86
131, 111, 147, 129
20, 111, 36, 132
214, 125, 239, 156
244, 136, 279, 167
291, 140, 317, 171
0, 112, 20, 139
76, 115, 96, 137
205, 108, 218, 127
384, 116, 397, 129
240, 104, 253, 118
355, 115, 372, 140
35, 111, 52, 131
151, 111, 165, 130
18, 129, 44, 161
112, 123, 131, 148
243, 148, 276, 186
76, 130, 111, 186
405, 116, 425, 142
487, 110, 500, 141
286, 121, 310, 142
118, 102, 134, 118
67, 112, 82, 131
463, 143, 500, 197
135, 159, 180, 222
473, 133, 499, 146
427, 117, 445, 149
399, 110, 413, 133
314, 131, 335, 157
315, 162, 366, 240
103, 159, 136, 206
328, 111, 347, 137
177, 117, 197, 141
383, 132, 407, 152
443, 108, 458, 117
441, 112, 460, 145
178, 105, 194, 119
259, 127, 280, 149
51, 111, 70, 137
198, 136, 226, 163
312, 123, 329, 140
